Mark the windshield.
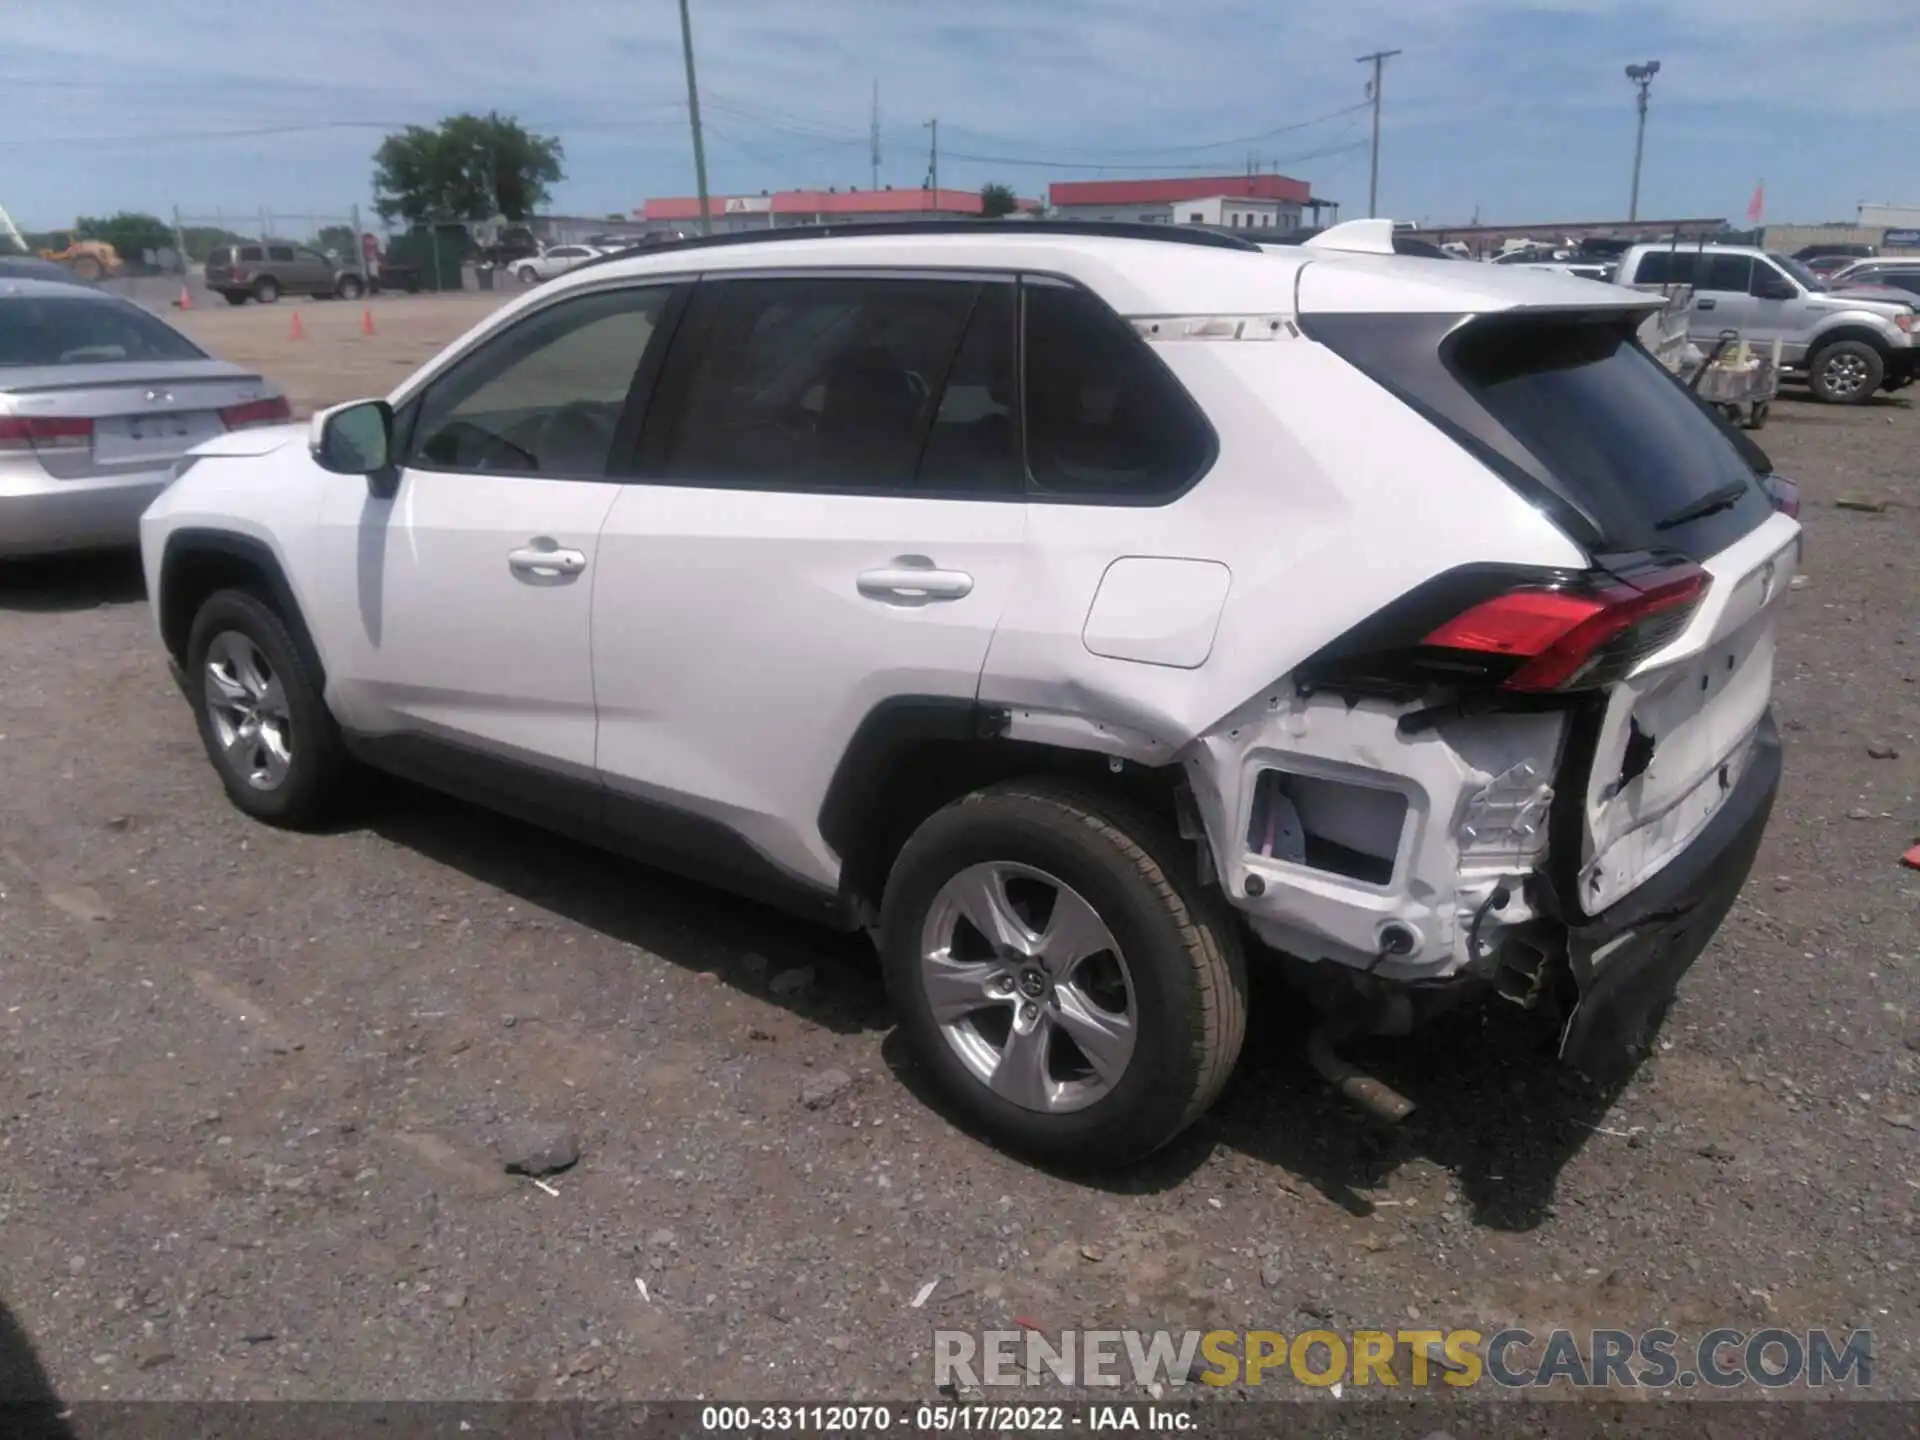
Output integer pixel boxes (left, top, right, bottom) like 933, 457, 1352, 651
0, 294, 207, 367
1770, 253, 1825, 291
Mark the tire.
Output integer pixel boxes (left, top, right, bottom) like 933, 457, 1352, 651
517, 265, 539, 285
252, 276, 281, 305
879, 780, 1247, 1168
1807, 340, 1884, 405
336, 274, 365, 301
70, 255, 104, 282
222, 291, 248, 306
185, 588, 353, 829
1743, 400, 1769, 431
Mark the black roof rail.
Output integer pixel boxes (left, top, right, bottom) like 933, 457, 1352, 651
572, 217, 1264, 274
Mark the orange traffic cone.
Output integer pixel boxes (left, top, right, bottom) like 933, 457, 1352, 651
176, 285, 192, 310
289, 310, 305, 341
361, 305, 375, 337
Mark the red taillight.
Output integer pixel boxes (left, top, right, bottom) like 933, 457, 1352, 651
219, 396, 291, 430
1762, 474, 1800, 518
1422, 565, 1709, 693
0, 415, 93, 452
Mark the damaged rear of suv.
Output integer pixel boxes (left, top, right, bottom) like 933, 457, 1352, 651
1215, 288, 1797, 1109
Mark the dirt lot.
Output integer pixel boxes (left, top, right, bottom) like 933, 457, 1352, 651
166, 293, 515, 417
0, 304, 1915, 1412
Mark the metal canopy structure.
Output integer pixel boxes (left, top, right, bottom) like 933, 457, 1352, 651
1417, 217, 1727, 246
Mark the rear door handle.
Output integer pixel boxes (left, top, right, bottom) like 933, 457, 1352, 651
508, 544, 587, 578
857, 567, 974, 602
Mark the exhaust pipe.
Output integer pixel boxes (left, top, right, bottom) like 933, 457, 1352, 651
1307, 1018, 1416, 1124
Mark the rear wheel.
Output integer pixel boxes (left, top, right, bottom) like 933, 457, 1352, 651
252, 276, 281, 305
880, 781, 1247, 1167
1807, 340, 1884, 405
335, 273, 365, 300
185, 589, 353, 828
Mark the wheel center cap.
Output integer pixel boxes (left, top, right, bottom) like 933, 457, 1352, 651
1018, 969, 1048, 999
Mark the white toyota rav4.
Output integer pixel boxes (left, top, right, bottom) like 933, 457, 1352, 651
140, 219, 1801, 1166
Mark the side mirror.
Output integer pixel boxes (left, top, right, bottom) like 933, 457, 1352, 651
310, 399, 399, 497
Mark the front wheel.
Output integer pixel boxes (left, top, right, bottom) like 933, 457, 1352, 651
185, 589, 354, 828
880, 781, 1247, 1168
1808, 340, 1884, 405
335, 274, 365, 300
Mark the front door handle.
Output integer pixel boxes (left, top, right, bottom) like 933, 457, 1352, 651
1696, 298, 1717, 309
508, 544, 587, 579
857, 566, 974, 602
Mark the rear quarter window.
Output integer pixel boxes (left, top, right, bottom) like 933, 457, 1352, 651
1021, 281, 1216, 502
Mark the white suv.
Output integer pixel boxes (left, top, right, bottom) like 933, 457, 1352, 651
140, 220, 1800, 1166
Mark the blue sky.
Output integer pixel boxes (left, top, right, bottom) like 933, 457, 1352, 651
1, 0, 1909, 231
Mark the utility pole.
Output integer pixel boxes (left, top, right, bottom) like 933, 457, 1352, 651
1356, 48, 1401, 219
869, 80, 881, 191
1624, 60, 1661, 222
676, 0, 713, 235
924, 118, 938, 211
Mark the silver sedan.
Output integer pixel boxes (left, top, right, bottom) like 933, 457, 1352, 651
1, 278, 288, 557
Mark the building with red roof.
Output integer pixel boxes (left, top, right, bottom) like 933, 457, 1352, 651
1047, 174, 1337, 232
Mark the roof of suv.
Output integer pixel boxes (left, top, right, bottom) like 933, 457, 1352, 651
547, 221, 1659, 320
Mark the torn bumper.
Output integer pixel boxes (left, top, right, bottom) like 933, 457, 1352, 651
1559, 709, 1781, 1077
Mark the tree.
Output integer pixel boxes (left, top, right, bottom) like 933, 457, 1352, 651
179, 226, 248, 263
979, 183, 1019, 219
316, 224, 359, 258
372, 112, 564, 225
75, 211, 174, 262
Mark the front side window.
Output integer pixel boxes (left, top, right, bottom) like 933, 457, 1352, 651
653, 276, 980, 492
1701, 254, 1753, 292
407, 285, 670, 478
1022, 282, 1215, 501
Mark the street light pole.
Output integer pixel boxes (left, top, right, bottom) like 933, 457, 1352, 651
1356, 48, 1401, 219
1625, 60, 1661, 223
677, 0, 713, 236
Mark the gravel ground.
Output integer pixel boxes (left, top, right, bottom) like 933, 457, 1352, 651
0, 370, 1915, 1410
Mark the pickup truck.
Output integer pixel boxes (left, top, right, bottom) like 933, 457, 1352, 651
1614, 242, 1915, 404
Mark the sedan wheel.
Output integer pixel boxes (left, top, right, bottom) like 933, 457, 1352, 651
203, 630, 294, 791
920, 861, 1137, 1115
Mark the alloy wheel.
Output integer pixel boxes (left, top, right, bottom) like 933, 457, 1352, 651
918, 861, 1137, 1114
203, 630, 293, 791
1824, 352, 1869, 398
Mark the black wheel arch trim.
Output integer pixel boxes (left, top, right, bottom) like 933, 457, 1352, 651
158, 529, 328, 690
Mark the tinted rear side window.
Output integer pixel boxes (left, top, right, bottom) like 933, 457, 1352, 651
207, 247, 231, 266
267, 246, 295, 262
0, 296, 206, 367
1022, 282, 1214, 501
653, 276, 979, 493
239, 246, 263, 262
1308, 310, 1772, 559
